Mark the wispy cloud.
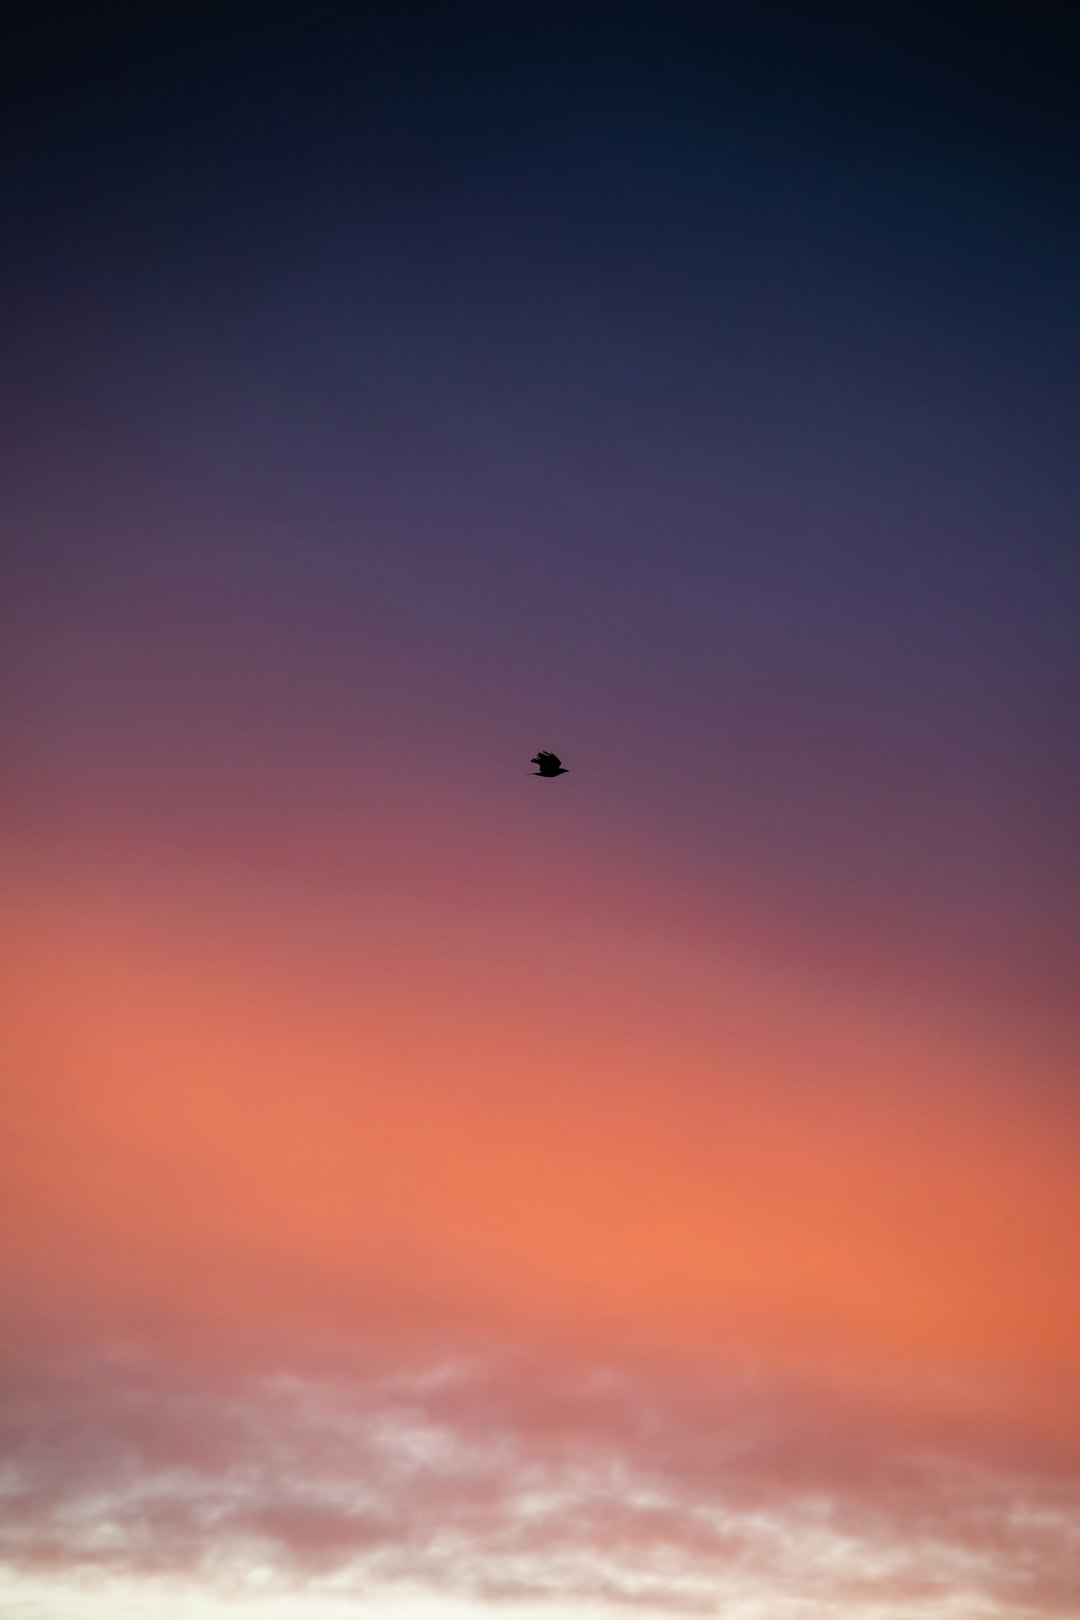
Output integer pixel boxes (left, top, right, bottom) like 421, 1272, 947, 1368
3, 1343, 1078, 1617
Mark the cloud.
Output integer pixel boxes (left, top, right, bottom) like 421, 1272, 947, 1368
2, 1339, 1078, 1618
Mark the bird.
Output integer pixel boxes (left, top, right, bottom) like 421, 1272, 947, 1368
531, 750, 568, 777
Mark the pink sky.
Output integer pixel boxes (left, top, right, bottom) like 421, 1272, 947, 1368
4, 825, 1079, 1618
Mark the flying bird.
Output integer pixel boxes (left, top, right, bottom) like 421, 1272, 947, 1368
531, 750, 568, 777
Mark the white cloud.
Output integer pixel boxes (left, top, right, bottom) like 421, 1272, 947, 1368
2, 1346, 1078, 1619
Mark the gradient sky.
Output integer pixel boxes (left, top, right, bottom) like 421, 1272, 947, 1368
3, 3, 1080, 1617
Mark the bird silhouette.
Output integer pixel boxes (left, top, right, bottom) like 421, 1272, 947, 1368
531, 750, 568, 777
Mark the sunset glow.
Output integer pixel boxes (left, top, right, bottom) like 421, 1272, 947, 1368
4, 4, 1079, 1617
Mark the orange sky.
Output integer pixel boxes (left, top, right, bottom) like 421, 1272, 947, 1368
5, 830, 1079, 1616
8, 836, 1079, 1376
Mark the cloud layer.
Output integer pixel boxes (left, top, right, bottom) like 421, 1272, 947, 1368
3, 1338, 1079, 1618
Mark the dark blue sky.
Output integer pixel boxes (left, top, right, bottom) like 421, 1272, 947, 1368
5, 0, 1079, 1016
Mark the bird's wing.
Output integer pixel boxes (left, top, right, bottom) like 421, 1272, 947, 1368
531, 752, 553, 765
545, 753, 562, 769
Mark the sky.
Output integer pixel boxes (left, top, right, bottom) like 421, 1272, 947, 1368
2, 1, 1079, 1616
